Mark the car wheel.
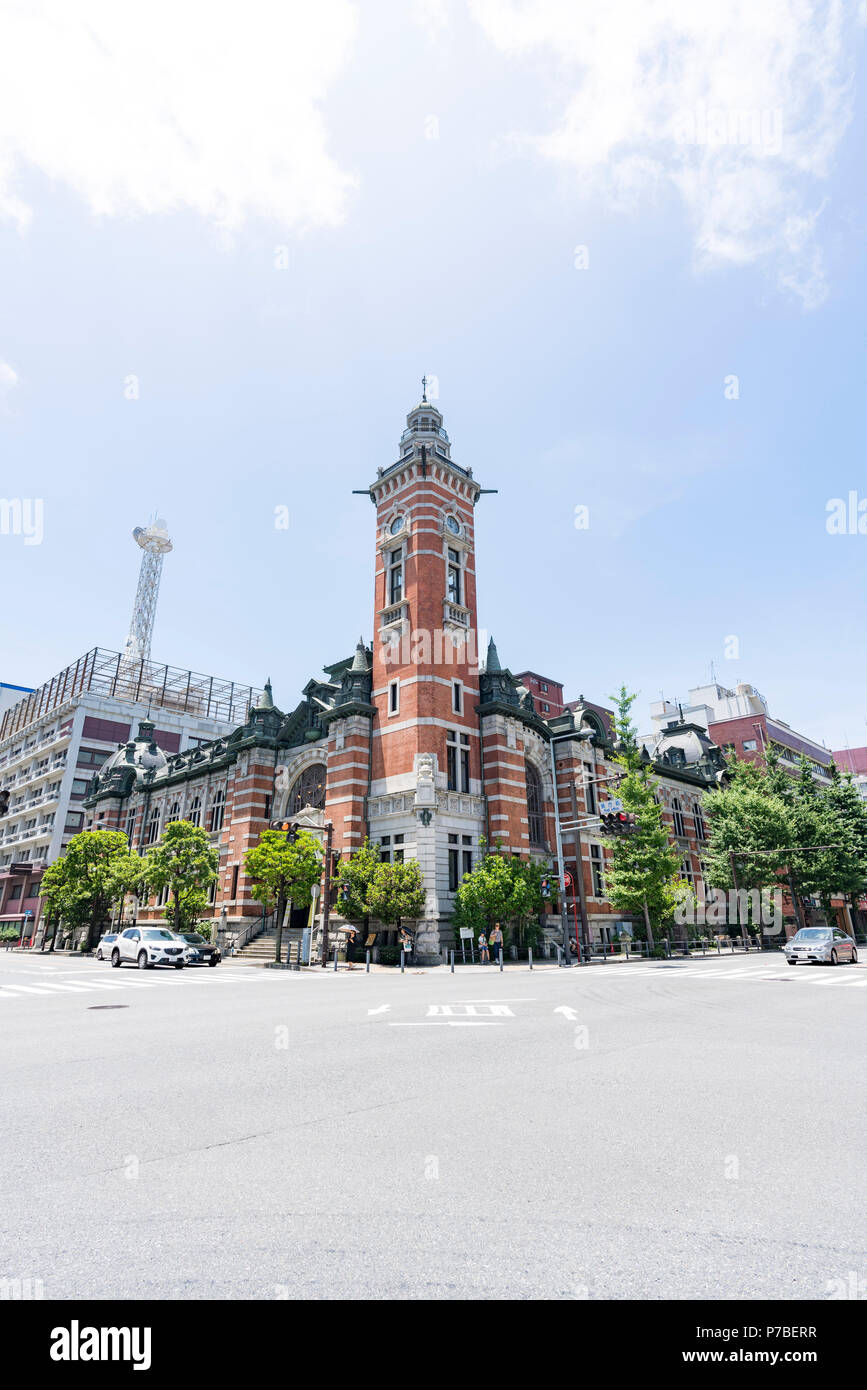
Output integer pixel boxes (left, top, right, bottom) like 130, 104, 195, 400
787, 959, 797, 966
96, 949, 103, 961
174, 961, 184, 969
137, 951, 149, 970
111, 949, 121, 968
851, 948, 858, 964
830, 949, 838, 966
208, 956, 218, 967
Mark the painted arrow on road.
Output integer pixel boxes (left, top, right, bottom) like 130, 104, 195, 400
554, 1005, 580, 1021
367, 1004, 391, 1016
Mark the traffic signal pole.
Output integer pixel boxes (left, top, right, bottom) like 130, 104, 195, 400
548, 728, 594, 968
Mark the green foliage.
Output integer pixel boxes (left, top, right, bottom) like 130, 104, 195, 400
601, 688, 683, 948
38, 830, 141, 950
333, 839, 381, 922
244, 828, 323, 911
451, 842, 547, 944
366, 858, 426, 928
142, 819, 219, 935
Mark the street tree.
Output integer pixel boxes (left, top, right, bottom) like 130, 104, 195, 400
602, 687, 683, 952
333, 838, 382, 935
142, 820, 219, 936
244, 827, 323, 961
38, 830, 141, 951
366, 859, 426, 945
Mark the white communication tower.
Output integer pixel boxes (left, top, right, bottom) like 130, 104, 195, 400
121, 517, 173, 667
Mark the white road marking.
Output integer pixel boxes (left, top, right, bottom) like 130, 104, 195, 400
389, 1021, 505, 1027
367, 1004, 391, 1015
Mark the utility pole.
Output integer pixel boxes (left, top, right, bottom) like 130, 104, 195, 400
320, 821, 334, 967
548, 728, 594, 967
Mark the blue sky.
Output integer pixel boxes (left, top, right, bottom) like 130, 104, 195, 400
1, 1, 866, 749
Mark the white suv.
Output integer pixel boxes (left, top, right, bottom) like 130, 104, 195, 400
111, 927, 186, 970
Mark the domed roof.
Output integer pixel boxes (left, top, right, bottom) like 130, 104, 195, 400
95, 719, 169, 789
655, 724, 715, 767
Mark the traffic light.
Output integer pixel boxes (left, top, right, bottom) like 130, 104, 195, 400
540, 874, 551, 898
600, 811, 639, 837
340, 880, 351, 904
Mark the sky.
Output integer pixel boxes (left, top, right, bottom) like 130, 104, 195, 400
1, 0, 866, 750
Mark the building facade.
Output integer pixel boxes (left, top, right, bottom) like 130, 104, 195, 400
0, 650, 259, 940
83, 395, 731, 961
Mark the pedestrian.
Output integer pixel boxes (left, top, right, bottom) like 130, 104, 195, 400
489, 922, 503, 965
345, 926, 357, 968
478, 930, 489, 965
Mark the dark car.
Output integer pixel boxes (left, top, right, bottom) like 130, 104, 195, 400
176, 932, 222, 967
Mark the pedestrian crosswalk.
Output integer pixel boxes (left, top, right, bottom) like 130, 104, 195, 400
0, 963, 277, 1001
584, 963, 867, 989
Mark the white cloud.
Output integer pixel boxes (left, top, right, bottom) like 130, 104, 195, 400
0, 1, 358, 236
470, 0, 860, 308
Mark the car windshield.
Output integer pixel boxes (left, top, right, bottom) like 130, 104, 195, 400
142, 929, 176, 941
181, 934, 205, 944
793, 929, 831, 941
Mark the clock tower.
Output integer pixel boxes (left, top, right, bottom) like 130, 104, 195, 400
364, 391, 488, 960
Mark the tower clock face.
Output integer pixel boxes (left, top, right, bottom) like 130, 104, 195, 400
390, 515, 404, 535
445, 515, 460, 535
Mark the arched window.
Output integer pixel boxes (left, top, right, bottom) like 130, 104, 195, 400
694, 803, 706, 842
526, 761, 544, 847
288, 764, 327, 815
188, 796, 201, 828
672, 797, 685, 838
146, 805, 161, 845
209, 787, 226, 834
167, 802, 180, 825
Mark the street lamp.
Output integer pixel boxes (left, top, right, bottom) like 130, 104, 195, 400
548, 727, 595, 967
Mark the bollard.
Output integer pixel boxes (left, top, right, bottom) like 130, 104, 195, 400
528, 946, 533, 971
450, 949, 454, 974
499, 947, 503, 972
365, 949, 370, 974
333, 947, 338, 972
400, 947, 405, 974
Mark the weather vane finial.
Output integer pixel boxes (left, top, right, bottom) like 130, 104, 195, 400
421, 374, 428, 403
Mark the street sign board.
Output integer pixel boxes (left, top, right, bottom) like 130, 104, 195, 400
459, 928, 473, 939
599, 798, 623, 814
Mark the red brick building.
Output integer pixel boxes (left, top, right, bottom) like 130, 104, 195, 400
84, 393, 730, 960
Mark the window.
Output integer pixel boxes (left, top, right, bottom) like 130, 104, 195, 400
389, 681, 400, 715
264, 795, 272, 821
65, 811, 84, 832
188, 797, 202, 828
448, 834, 459, 891
388, 548, 403, 606
742, 739, 757, 752
526, 761, 544, 846
590, 844, 605, 898
452, 680, 463, 714
694, 804, 707, 842
447, 549, 462, 605
681, 856, 695, 889
380, 836, 391, 865
166, 802, 180, 824
394, 833, 404, 864
447, 739, 471, 789
462, 834, 473, 879
288, 765, 326, 814
70, 778, 89, 799
585, 772, 597, 817
672, 797, 685, 838
126, 809, 135, 843
208, 878, 217, 905
541, 703, 550, 714
540, 682, 548, 693
231, 865, 239, 899
209, 788, 225, 833
146, 805, 160, 845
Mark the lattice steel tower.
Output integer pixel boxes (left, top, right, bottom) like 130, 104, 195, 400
122, 518, 173, 667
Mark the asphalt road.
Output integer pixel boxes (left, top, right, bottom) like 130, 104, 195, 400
1, 950, 865, 1301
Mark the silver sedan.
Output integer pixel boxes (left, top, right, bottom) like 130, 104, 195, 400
785, 926, 858, 966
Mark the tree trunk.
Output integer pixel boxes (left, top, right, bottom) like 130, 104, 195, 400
274, 887, 286, 962
642, 895, 655, 954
